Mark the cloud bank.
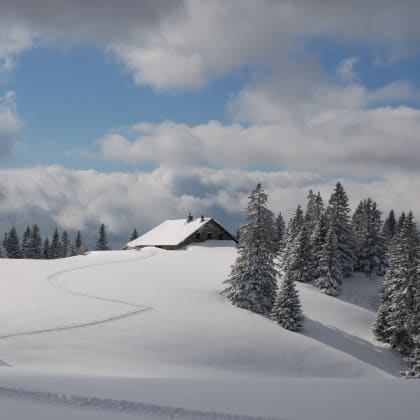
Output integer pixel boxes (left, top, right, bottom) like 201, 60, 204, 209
0, 165, 417, 249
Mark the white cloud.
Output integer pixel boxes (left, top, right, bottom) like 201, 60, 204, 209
0, 91, 22, 159
0, 25, 33, 73
2, 1, 420, 89
0, 165, 418, 249
336, 57, 360, 83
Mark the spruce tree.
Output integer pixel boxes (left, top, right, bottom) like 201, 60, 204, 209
4, 226, 21, 258
310, 214, 327, 280
96, 224, 110, 251
286, 226, 313, 283
31, 224, 42, 259
66, 241, 77, 257
325, 182, 355, 277
402, 337, 420, 378
61, 231, 69, 257
275, 212, 286, 249
383, 210, 397, 244
271, 269, 304, 332
75, 230, 82, 249
372, 235, 397, 343
397, 211, 406, 233
315, 223, 342, 296
223, 183, 278, 316
386, 213, 420, 355
78, 243, 88, 255
129, 228, 139, 242
42, 237, 51, 259
353, 198, 386, 277
282, 205, 304, 271
51, 228, 62, 259
21, 226, 33, 259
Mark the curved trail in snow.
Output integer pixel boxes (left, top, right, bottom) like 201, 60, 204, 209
0, 250, 157, 340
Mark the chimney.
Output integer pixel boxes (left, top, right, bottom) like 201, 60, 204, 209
200, 214, 205, 222
187, 212, 193, 223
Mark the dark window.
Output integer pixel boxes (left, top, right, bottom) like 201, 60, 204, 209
195, 232, 201, 240
207, 232, 213, 239
218, 233, 224, 240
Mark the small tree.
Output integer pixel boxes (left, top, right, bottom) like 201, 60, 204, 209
31, 224, 42, 259
4, 227, 21, 258
129, 228, 139, 242
61, 231, 69, 257
271, 270, 304, 332
21, 226, 32, 258
96, 224, 110, 251
75, 230, 82, 249
50, 228, 62, 259
42, 237, 51, 259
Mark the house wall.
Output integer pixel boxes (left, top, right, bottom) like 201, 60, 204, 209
178, 220, 232, 248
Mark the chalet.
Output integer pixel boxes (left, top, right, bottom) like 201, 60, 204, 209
125, 215, 237, 250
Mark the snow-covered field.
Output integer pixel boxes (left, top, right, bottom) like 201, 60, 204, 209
0, 242, 418, 419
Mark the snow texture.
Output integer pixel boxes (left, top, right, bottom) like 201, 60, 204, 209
0, 243, 418, 419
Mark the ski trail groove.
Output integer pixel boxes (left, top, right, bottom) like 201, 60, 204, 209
0, 386, 283, 420
0, 251, 156, 340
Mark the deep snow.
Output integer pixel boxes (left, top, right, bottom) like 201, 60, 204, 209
0, 242, 418, 419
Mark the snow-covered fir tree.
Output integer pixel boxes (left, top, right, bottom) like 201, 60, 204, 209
282, 205, 304, 271
310, 214, 327, 280
271, 268, 304, 332
31, 224, 42, 259
315, 223, 342, 296
223, 183, 278, 316
304, 190, 324, 231
42, 237, 51, 259
130, 228, 139, 241
66, 241, 78, 257
384, 213, 420, 356
96, 224, 110, 251
397, 211, 406, 233
383, 210, 397, 244
61, 231, 69, 258
75, 230, 82, 249
4, 227, 21, 258
21, 226, 32, 258
78, 243, 88, 255
285, 225, 313, 283
353, 198, 386, 277
275, 212, 286, 250
325, 182, 355, 277
372, 235, 397, 343
50, 228, 62, 259
402, 336, 420, 379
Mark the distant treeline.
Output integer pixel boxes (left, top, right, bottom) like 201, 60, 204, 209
1, 226, 88, 259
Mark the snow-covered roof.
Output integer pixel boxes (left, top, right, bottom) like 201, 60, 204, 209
126, 217, 213, 248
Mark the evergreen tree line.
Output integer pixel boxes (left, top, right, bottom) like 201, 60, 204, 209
1, 225, 88, 259
223, 180, 420, 370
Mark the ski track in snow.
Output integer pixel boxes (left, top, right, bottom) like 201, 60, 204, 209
0, 251, 157, 340
0, 386, 282, 420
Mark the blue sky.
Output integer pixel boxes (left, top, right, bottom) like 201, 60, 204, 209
1, 0, 420, 246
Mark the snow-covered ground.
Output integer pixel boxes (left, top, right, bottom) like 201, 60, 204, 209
0, 242, 418, 419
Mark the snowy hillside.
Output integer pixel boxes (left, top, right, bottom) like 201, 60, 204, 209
0, 243, 418, 419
